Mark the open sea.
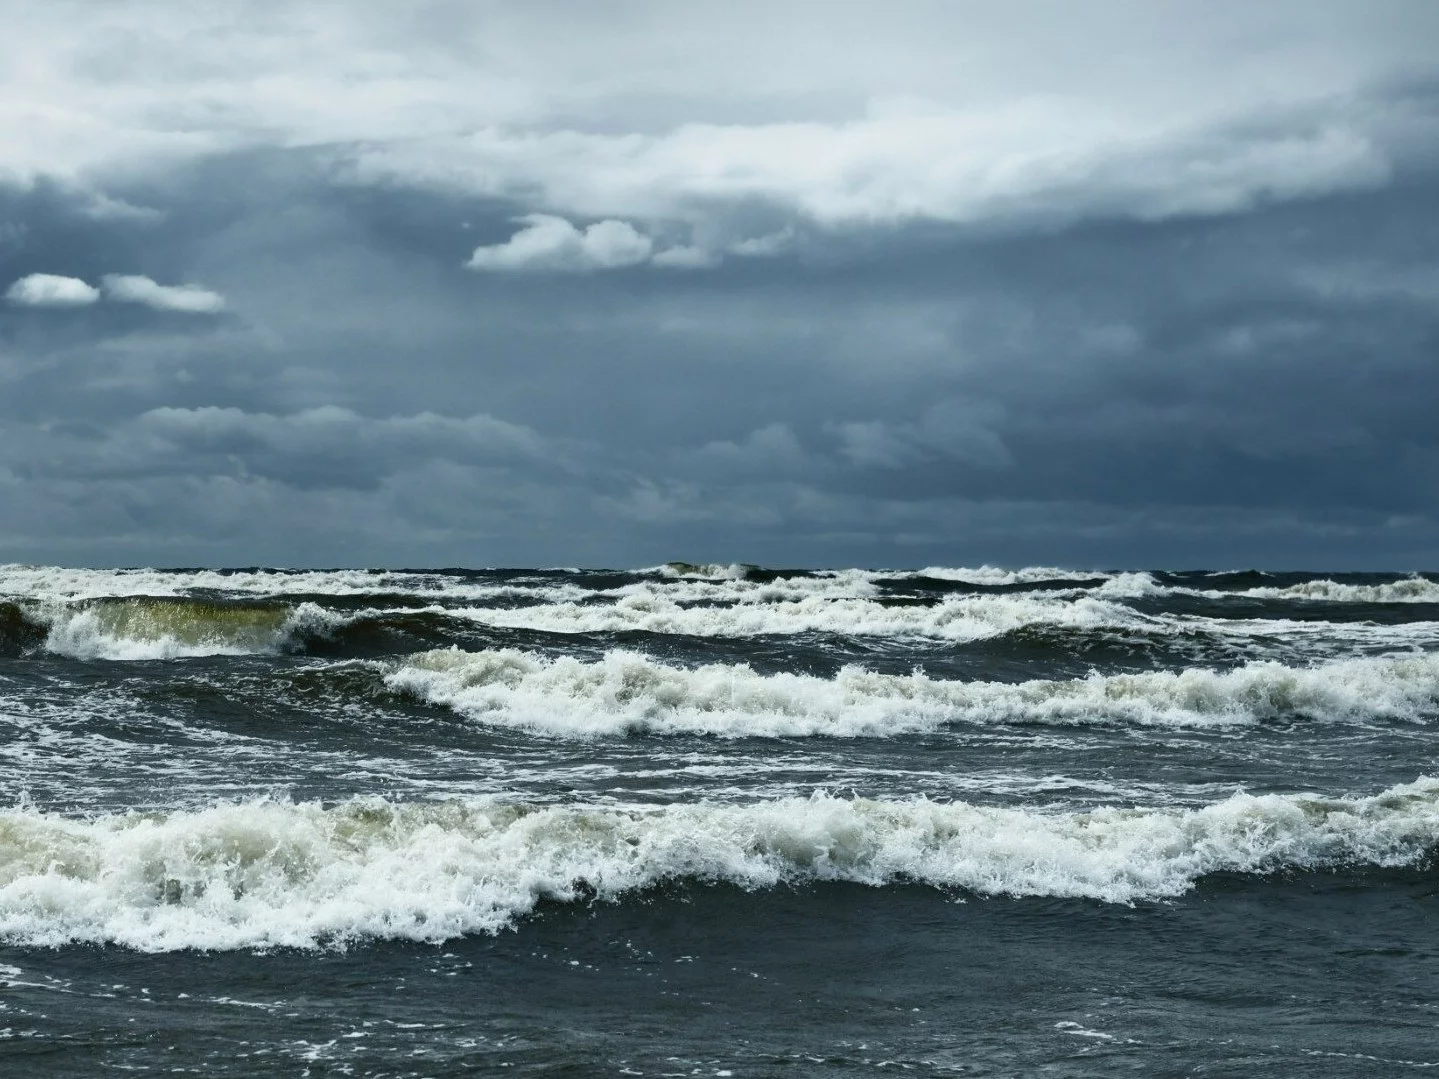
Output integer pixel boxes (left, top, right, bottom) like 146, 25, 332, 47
2, 562, 1438, 1076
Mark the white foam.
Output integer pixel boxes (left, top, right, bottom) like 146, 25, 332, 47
602, 570, 884, 604
655, 562, 755, 580
1226, 577, 1439, 604
0, 564, 579, 604
386, 648, 1439, 737
909, 565, 1109, 585
449, 591, 1143, 641
1091, 572, 1168, 598
3, 779, 1437, 950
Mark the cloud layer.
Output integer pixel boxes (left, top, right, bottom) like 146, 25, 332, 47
1, 2, 1437, 567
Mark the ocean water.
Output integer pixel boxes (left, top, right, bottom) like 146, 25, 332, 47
2, 562, 1438, 1076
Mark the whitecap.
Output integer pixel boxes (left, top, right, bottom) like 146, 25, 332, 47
385, 648, 1439, 737
3, 779, 1436, 950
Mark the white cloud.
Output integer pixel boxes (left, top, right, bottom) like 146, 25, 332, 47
102, 274, 225, 313
5, 273, 99, 306
370, 108, 1397, 236
2, 3, 1434, 245
466, 214, 653, 273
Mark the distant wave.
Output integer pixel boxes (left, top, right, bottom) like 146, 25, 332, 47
1222, 577, 1439, 604
908, 565, 1110, 586
386, 648, 1439, 737
7, 564, 1434, 611
17, 597, 1437, 664
450, 591, 1144, 641
656, 561, 757, 580
0, 565, 581, 604
3, 779, 1436, 950
8, 564, 1438, 663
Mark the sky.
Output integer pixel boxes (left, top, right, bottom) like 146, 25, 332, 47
2, 1, 1438, 570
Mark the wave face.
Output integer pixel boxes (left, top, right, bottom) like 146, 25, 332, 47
3, 779, 1436, 951
383, 648, 1439, 738
33, 598, 345, 660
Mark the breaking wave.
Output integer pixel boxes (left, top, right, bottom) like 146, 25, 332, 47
658, 561, 758, 580
1224, 577, 1439, 604
3, 779, 1436, 950
385, 648, 1439, 737
35, 598, 348, 660
0, 564, 583, 604
451, 591, 1144, 641
909, 565, 1109, 586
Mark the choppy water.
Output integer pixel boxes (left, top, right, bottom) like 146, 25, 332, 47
2, 563, 1438, 1075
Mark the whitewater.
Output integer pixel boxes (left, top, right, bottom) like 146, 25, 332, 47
3, 563, 1437, 1076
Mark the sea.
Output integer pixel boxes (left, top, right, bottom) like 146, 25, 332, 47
1, 562, 1438, 1076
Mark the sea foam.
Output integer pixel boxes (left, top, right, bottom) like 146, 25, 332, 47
3, 780, 1436, 950
451, 591, 1143, 641
0, 564, 580, 604
1224, 577, 1439, 604
386, 648, 1439, 737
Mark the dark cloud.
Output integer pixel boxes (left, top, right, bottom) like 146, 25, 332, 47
1, 4, 1437, 567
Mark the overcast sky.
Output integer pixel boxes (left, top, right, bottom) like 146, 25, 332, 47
2, 1, 1437, 569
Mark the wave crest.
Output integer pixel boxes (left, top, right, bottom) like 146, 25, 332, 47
3, 780, 1437, 950
456, 591, 1140, 641
36, 598, 345, 660
1232, 577, 1439, 604
385, 648, 1439, 737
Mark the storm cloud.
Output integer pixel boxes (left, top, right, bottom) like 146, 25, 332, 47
2, 1, 1437, 568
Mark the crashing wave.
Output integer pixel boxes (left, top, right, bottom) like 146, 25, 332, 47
3, 779, 1437, 950
658, 561, 759, 580
385, 648, 1439, 737
34, 598, 348, 660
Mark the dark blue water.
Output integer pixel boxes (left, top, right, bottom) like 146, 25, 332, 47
2, 564, 1438, 1075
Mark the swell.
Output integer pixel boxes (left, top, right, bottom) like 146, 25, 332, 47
383, 647, 1439, 738
24, 597, 519, 661
2, 778, 1436, 950
19, 594, 1437, 666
